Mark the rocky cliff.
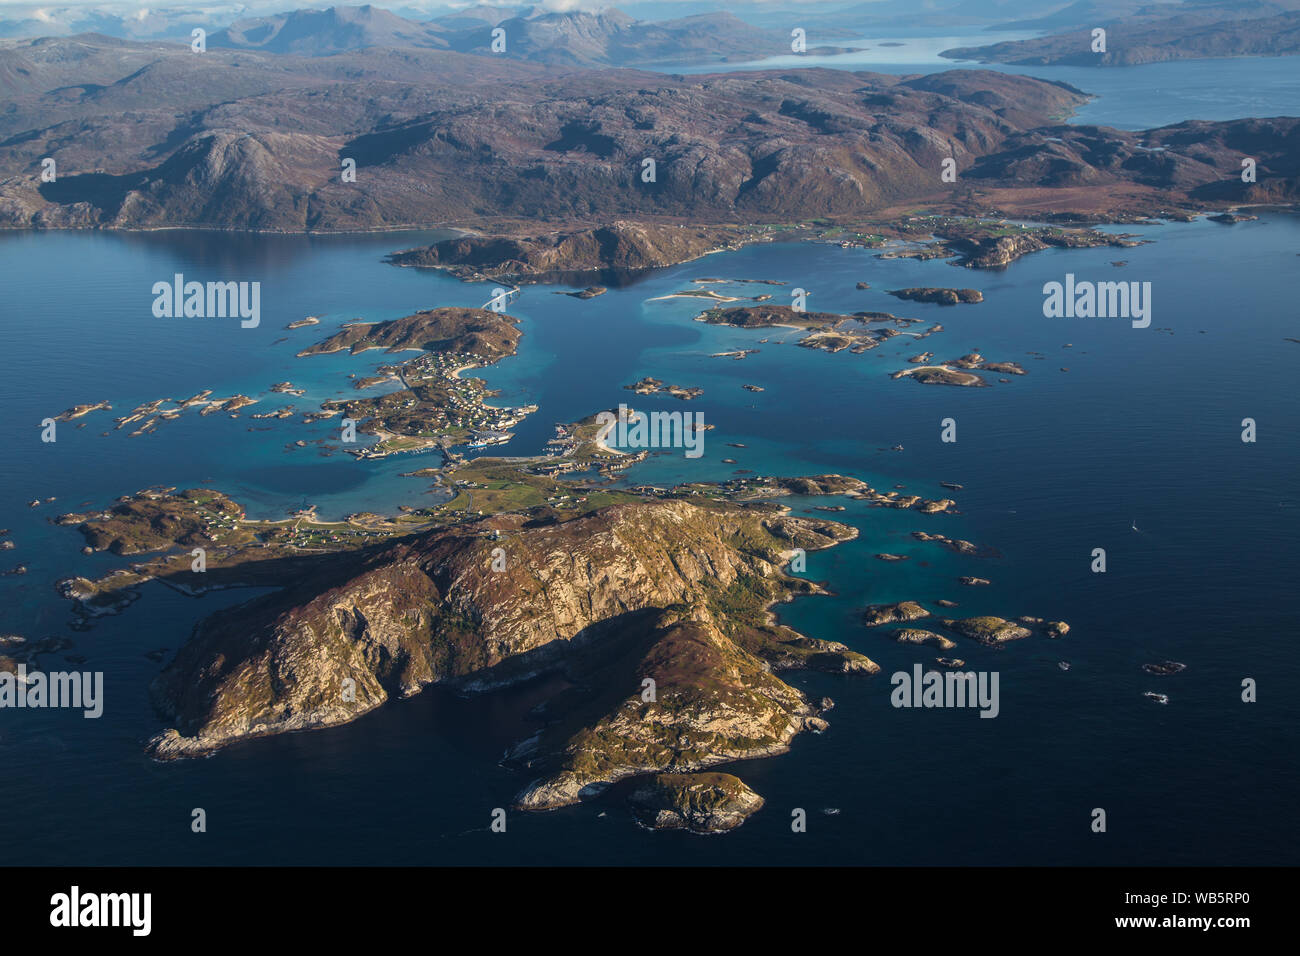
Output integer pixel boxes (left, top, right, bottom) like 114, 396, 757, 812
147, 499, 872, 764
510, 601, 863, 810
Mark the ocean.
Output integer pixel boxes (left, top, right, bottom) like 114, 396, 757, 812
0, 58, 1296, 865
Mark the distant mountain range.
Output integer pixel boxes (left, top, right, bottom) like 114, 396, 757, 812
0, 4, 855, 67
17, 0, 1297, 68
206, 5, 855, 65
0, 0, 1144, 42
943, 0, 1300, 65
0, 3, 227, 41
210, 5, 454, 55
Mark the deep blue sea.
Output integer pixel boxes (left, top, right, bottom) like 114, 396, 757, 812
0, 58, 1297, 865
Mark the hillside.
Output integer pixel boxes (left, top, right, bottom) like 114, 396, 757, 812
943, 6, 1300, 65
0, 34, 1295, 232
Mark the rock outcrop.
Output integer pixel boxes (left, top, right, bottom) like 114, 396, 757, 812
886, 288, 983, 305
296, 307, 520, 359
863, 601, 931, 627
147, 500, 869, 763
627, 772, 765, 833
940, 616, 1033, 644
511, 604, 837, 810
891, 628, 956, 650
389, 223, 743, 284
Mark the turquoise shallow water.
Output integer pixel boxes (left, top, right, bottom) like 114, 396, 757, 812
0, 211, 1296, 864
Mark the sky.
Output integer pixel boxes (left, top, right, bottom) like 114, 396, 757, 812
0, 1, 813, 22
0, 1, 689, 9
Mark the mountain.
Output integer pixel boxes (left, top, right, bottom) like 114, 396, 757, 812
443, 7, 639, 64
210, 5, 450, 55
0, 34, 1294, 233
799, 0, 1088, 30
0, 4, 243, 41
430, 4, 523, 32
0, 1, 1165, 42
203, 5, 852, 66
996, 0, 1189, 32
0, 40, 1087, 230
943, 4, 1300, 65
388, 222, 747, 283
439, 7, 852, 67
146, 498, 867, 765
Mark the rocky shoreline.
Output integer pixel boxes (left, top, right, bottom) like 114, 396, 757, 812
46, 389, 1071, 830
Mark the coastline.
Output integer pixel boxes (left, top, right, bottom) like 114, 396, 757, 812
6, 209, 1296, 861
6, 203, 1291, 239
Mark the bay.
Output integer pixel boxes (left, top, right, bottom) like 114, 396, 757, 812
0, 210, 1296, 864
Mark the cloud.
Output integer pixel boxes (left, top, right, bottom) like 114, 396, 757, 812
533, 0, 609, 11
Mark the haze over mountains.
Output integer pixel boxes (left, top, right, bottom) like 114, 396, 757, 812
203, 4, 852, 65
7, 1, 1299, 73
210, 5, 457, 55
0, 1, 1063, 41
7, 1, 1244, 42
0, 1, 852, 61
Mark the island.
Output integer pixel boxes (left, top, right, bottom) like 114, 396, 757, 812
624, 378, 704, 401
862, 601, 1067, 646
297, 307, 535, 459
864, 601, 932, 627
54, 402, 113, 422
893, 352, 1027, 387
887, 288, 983, 305
891, 629, 957, 650
54, 407, 892, 822
49, 378, 1065, 830
388, 222, 750, 286
697, 304, 930, 355
627, 773, 765, 833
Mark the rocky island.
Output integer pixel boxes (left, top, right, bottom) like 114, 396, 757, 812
46, 311, 1064, 835
625, 378, 703, 401
297, 308, 535, 459
627, 773, 765, 833
54, 407, 888, 823
136, 493, 876, 820
388, 222, 750, 286
887, 288, 983, 305
864, 602, 1068, 647
696, 304, 932, 355
892, 352, 1027, 387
